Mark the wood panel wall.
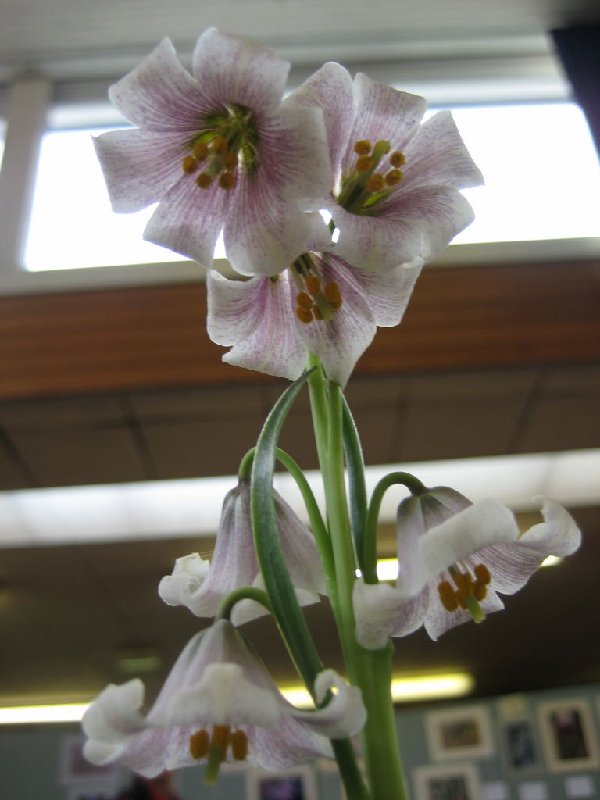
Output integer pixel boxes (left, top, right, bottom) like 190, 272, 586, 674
0, 260, 598, 399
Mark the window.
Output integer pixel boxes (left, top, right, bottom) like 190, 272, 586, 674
23, 100, 599, 275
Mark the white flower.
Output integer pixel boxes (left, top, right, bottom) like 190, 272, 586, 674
159, 480, 325, 625
353, 488, 581, 648
82, 620, 366, 775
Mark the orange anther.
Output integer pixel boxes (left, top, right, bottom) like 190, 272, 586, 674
354, 140, 371, 156
182, 155, 198, 174
189, 729, 209, 760
390, 151, 406, 168
230, 729, 248, 761
196, 172, 213, 189
193, 140, 209, 161
366, 174, 385, 193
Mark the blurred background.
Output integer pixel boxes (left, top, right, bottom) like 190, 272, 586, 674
0, 1, 599, 798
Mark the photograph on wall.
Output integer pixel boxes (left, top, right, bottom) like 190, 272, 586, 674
426, 705, 494, 760
538, 699, 600, 772
413, 762, 480, 800
501, 717, 541, 773
247, 765, 316, 800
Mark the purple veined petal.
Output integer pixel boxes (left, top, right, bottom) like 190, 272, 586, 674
93, 129, 187, 213
191, 28, 290, 114
401, 111, 484, 193
520, 498, 581, 556
223, 109, 332, 276
418, 500, 519, 583
329, 202, 430, 272
337, 183, 475, 269
474, 501, 580, 596
109, 38, 212, 131
275, 493, 327, 595
353, 579, 428, 649
352, 257, 424, 328
293, 254, 377, 388
341, 74, 427, 168
250, 716, 332, 769
290, 670, 365, 739
207, 271, 308, 380
143, 171, 229, 266
288, 61, 354, 178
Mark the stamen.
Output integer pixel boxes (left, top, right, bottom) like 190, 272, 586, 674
354, 140, 371, 155
438, 561, 492, 622
196, 173, 213, 189
385, 169, 403, 186
296, 292, 314, 310
182, 155, 198, 174
296, 306, 314, 324
193, 141, 209, 161
366, 174, 385, 193
356, 156, 374, 173
305, 275, 321, 296
230, 730, 249, 761
211, 136, 228, 155
189, 729, 209, 760
323, 281, 342, 310
219, 172, 237, 190
390, 151, 406, 167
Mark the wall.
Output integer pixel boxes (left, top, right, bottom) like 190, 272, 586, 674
1, 684, 599, 800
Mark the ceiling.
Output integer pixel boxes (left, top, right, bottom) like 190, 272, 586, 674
0, 0, 599, 715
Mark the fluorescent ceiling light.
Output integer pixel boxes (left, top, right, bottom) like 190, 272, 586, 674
0, 671, 473, 724
0, 449, 597, 547
0, 703, 90, 724
281, 673, 473, 709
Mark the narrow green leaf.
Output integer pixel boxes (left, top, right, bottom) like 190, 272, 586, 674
342, 396, 367, 573
250, 371, 324, 691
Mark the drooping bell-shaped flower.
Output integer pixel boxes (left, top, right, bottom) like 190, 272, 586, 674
82, 620, 366, 776
94, 28, 332, 274
291, 62, 484, 271
353, 487, 581, 648
206, 252, 423, 387
159, 479, 325, 625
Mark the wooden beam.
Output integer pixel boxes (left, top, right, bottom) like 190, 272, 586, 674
0, 260, 598, 399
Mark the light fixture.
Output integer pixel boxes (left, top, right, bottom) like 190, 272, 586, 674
0, 703, 90, 725
280, 672, 474, 709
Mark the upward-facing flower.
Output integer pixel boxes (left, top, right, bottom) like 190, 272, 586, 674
353, 487, 581, 649
159, 479, 326, 625
82, 620, 366, 776
94, 28, 332, 274
292, 63, 484, 270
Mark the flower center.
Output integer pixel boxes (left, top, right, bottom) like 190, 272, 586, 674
437, 563, 491, 622
181, 104, 259, 191
291, 254, 342, 324
189, 725, 248, 784
337, 139, 406, 215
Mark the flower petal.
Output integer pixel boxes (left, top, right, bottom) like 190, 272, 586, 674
82, 679, 145, 744
158, 553, 210, 610
343, 75, 427, 166
288, 61, 354, 179
353, 257, 424, 328
109, 38, 211, 130
520, 498, 581, 556
223, 106, 332, 276
423, 585, 505, 641
292, 669, 366, 739
401, 110, 484, 192
332, 184, 475, 270
294, 254, 376, 388
191, 28, 289, 113
418, 500, 520, 582
353, 579, 429, 649
207, 272, 308, 380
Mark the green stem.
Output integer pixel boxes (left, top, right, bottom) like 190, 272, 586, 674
217, 587, 272, 621
308, 361, 408, 800
364, 471, 427, 583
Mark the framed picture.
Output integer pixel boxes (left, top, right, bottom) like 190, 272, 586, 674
500, 718, 541, 773
538, 699, 599, 772
426, 705, 494, 760
247, 765, 317, 800
59, 734, 119, 786
413, 762, 479, 800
